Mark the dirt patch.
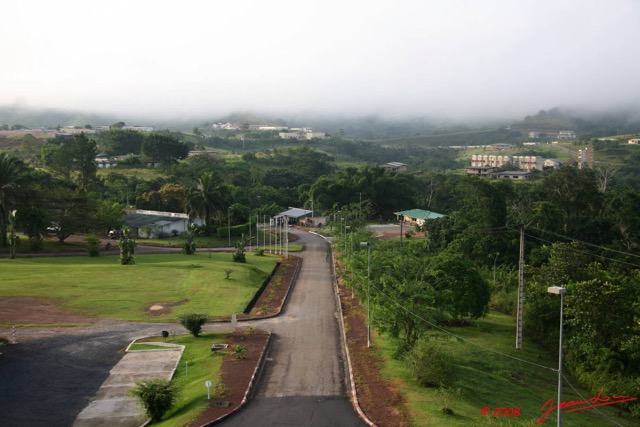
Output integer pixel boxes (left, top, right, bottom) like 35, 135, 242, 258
379, 231, 425, 240
248, 256, 300, 317
190, 330, 270, 426
146, 300, 189, 316
0, 297, 98, 325
337, 268, 410, 426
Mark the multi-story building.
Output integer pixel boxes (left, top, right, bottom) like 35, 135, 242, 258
558, 130, 576, 139
578, 147, 594, 169
471, 154, 544, 171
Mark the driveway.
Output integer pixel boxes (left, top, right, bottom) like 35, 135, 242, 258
217, 230, 363, 426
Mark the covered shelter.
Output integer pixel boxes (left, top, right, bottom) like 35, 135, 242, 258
395, 208, 445, 227
273, 207, 322, 226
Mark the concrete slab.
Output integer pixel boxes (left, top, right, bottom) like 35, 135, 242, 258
73, 347, 183, 427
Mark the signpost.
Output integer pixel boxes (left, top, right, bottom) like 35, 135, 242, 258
205, 380, 212, 400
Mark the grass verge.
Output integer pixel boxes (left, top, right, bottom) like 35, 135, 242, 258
376, 311, 636, 426
137, 332, 226, 427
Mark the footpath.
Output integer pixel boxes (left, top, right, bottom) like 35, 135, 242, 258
73, 346, 183, 427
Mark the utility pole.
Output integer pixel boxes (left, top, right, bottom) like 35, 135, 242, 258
516, 228, 524, 349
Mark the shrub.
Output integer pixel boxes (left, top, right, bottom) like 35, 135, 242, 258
405, 341, 454, 387
234, 345, 247, 359
179, 313, 208, 337
85, 236, 101, 257
224, 269, 233, 279
128, 378, 178, 423
118, 226, 136, 265
233, 238, 246, 263
255, 247, 265, 256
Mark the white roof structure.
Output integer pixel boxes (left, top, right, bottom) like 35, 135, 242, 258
274, 208, 316, 219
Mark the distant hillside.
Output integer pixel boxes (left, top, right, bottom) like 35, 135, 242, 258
370, 127, 521, 147
0, 105, 120, 128
510, 106, 640, 137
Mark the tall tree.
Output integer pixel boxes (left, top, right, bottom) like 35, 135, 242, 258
141, 133, 190, 165
185, 172, 231, 233
97, 128, 144, 156
71, 133, 97, 191
0, 153, 28, 247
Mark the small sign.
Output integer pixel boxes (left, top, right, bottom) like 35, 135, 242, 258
205, 380, 212, 400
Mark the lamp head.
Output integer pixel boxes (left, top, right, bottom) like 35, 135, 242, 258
547, 286, 566, 295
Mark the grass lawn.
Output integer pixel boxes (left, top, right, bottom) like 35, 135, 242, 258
376, 311, 635, 426
146, 332, 227, 427
0, 253, 278, 322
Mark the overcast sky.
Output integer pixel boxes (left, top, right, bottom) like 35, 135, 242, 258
2, 0, 639, 120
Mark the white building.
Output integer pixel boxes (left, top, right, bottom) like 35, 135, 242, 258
123, 209, 203, 239
279, 128, 326, 140
558, 130, 576, 139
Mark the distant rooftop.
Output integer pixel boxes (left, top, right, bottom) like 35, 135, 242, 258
274, 207, 317, 219
395, 209, 445, 220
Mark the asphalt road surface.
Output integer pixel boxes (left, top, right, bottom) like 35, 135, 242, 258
218, 230, 364, 426
0, 321, 181, 427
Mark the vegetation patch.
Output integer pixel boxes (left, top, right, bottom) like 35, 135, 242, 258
0, 253, 278, 322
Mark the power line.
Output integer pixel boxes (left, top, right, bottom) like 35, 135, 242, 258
561, 373, 626, 427
527, 226, 640, 260
523, 232, 640, 270
369, 282, 557, 372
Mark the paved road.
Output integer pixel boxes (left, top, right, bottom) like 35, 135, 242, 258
218, 230, 364, 426
0, 321, 182, 427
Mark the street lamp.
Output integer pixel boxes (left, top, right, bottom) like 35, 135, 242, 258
547, 286, 567, 427
360, 241, 371, 348
228, 207, 231, 246
344, 225, 351, 253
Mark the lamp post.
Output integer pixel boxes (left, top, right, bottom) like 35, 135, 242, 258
360, 241, 371, 348
344, 225, 350, 254
256, 196, 261, 250
548, 286, 567, 427
227, 207, 231, 247
493, 252, 500, 288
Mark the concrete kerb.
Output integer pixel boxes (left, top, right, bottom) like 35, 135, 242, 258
208, 256, 302, 324
196, 332, 273, 427
138, 343, 186, 427
328, 240, 377, 426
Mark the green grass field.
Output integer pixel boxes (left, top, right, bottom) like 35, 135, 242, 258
148, 332, 227, 426
376, 311, 635, 426
0, 253, 278, 322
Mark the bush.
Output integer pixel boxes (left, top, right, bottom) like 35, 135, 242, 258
128, 378, 178, 423
234, 345, 247, 359
179, 313, 208, 337
233, 236, 247, 263
255, 247, 265, 256
405, 341, 454, 387
85, 236, 101, 257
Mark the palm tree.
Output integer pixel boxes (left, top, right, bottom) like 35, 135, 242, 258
185, 172, 231, 233
0, 153, 27, 247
